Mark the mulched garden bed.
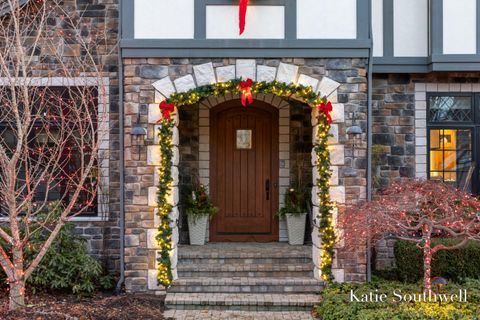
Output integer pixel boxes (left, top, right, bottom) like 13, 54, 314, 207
0, 292, 166, 320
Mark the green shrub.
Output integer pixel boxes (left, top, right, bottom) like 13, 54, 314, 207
0, 207, 113, 296
393, 240, 424, 282
394, 239, 480, 283
316, 279, 480, 320
27, 221, 114, 296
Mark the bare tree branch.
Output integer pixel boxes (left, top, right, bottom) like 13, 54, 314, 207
0, 0, 112, 310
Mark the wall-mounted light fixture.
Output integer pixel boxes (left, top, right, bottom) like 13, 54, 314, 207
345, 112, 363, 177
131, 114, 147, 160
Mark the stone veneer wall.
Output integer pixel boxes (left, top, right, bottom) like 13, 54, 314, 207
374, 236, 397, 271
70, 0, 121, 274
290, 101, 314, 188
290, 102, 314, 242
371, 74, 416, 190
177, 106, 200, 244
122, 58, 368, 292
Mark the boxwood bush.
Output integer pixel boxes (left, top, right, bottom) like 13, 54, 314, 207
394, 239, 480, 283
316, 278, 480, 320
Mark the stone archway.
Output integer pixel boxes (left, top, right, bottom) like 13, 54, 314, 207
144, 60, 347, 290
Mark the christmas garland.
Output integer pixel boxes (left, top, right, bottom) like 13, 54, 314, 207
155, 79, 336, 286
314, 112, 336, 282
155, 118, 174, 287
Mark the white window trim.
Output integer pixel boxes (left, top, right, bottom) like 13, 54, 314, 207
414, 82, 480, 180
0, 77, 110, 222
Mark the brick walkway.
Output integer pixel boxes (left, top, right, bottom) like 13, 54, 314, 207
164, 309, 316, 319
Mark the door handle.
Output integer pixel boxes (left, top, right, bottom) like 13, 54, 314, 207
265, 179, 270, 201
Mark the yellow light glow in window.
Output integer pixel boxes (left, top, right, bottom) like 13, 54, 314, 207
429, 129, 457, 182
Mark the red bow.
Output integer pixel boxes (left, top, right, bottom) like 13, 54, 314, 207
239, 78, 254, 107
159, 101, 175, 121
317, 101, 333, 125
239, 0, 248, 35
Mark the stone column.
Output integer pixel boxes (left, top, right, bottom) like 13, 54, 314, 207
310, 85, 346, 283
146, 101, 180, 291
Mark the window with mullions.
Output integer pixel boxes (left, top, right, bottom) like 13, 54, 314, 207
0, 86, 99, 217
429, 129, 472, 186
427, 94, 475, 191
428, 95, 473, 122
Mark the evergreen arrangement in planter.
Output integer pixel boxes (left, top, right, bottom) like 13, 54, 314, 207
186, 184, 218, 245
278, 186, 308, 245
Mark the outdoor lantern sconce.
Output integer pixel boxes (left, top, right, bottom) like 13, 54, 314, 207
346, 125, 363, 135
131, 114, 147, 160
345, 113, 363, 177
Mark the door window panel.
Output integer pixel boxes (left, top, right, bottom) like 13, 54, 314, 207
429, 129, 472, 190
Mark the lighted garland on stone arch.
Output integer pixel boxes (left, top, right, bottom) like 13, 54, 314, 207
155, 78, 336, 287
155, 118, 175, 287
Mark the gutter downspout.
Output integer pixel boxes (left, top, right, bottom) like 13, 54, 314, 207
115, 0, 125, 294
366, 0, 374, 283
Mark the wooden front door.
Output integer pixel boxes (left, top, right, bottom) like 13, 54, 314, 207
210, 101, 279, 242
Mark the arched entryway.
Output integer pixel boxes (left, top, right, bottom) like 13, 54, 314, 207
144, 60, 348, 288
210, 100, 279, 242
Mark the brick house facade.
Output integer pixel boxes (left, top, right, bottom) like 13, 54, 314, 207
5, 0, 480, 311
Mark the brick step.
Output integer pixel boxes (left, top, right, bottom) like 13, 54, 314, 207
169, 277, 323, 293
178, 245, 311, 260
164, 309, 316, 319
165, 293, 320, 311
177, 263, 314, 278
178, 257, 312, 265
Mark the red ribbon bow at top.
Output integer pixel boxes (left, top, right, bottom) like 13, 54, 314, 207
239, 0, 248, 35
159, 101, 175, 121
239, 78, 254, 107
317, 101, 333, 125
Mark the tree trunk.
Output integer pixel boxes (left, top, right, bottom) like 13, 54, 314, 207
9, 279, 25, 310
423, 230, 432, 293
9, 247, 25, 310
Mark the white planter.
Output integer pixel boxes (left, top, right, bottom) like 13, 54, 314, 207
286, 213, 307, 245
187, 215, 209, 245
